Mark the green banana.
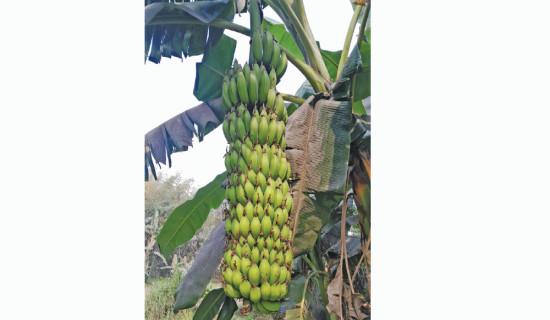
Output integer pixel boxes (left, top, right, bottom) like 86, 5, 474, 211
250, 112, 259, 144
251, 30, 263, 63
243, 63, 251, 83
267, 118, 277, 145
266, 88, 276, 111
259, 109, 268, 145
270, 42, 281, 71
275, 120, 284, 145
222, 80, 232, 111
222, 117, 230, 141
243, 108, 251, 133
229, 77, 239, 105
274, 94, 285, 120
237, 116, 246, 141
259, 66, 269, 104
248, 72, 259, 105
236, 71, 249, 105
269, 68, 277, 88
253, 63, 261, 86
262, 30, 273, 66
275, 51, 288, 79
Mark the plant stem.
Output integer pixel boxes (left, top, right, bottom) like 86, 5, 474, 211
148, 16, 327, 92
336, 5, 363, 79
279, 46, 326, 92
302, 255, 317, 272
356, 0, 371, 50
279, 92, 306, 105
273, 0, 330, 82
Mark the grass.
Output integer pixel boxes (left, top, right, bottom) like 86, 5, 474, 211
145, 267, 193, 320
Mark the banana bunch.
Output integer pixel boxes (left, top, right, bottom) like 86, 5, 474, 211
220, 60, 293, 312
250, 30, 288, 81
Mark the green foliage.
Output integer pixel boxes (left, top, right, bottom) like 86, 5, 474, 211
145, 172, 196, 219
156, 172, 227, 259
192, 288, 226, 320
194, 35, 237, 102
262, 17, 305, 62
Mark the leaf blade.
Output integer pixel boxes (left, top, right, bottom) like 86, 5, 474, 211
191, 288, 226, 320
156, 172, 227, 259
174, 222, 226, 311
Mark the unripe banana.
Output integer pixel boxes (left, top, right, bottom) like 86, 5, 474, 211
256, 171, 267, 191
253, 63, 261, 86
248, 73, 259, 105
255, 202, 265, 220
223, 284, 241, 298
250, 151, 259, 173
269, 263, 280, 285
222, 118, 230, 141
236, 184, 246, 205
242, 144, 252, 164
222, 80, 232, 112
257, 236, 265, 251
227, 185, 236, 205
249, 112, 259, 144
259, 66, 269, 104
250, 286, 261, 304
243, 63, 251, 83
244, 179, 255, 200
239, 280, 251, 298
261, 282, 271, 300
251, 216, 261, 238
259, 259, 270, 282
223, 266, 233, 284
269, 68, 277, 88
275, 120, 284, 145
266, 88, 276, 111
236, 203, 245, 221
251, 247, 260, 264
253, 186, 264, 206
229, 117, 236, 141
251, 30, 263, 63
270, 42, 281, 71
237, 116, 246, 141
262, 31, 274, 65
267, 118, 277, 145
247, 169, 257, 186
248, 263, 260, 286
280, 136, 286, 150
267, 284, 279, 301
259, 111, 268, 145
245, 201, 254, 221
268, 249, 277, 265
229, 77, 239, 105
238, 157, 248, 174
276, 50, 288, 78
236, 71, 249, 105
261, 215, 272, 239
231, 218, 239, 238
232, 269, 243, 288
241, 256, 252, 275
274, 94, 285, 120
243, 108, 251, 133
260, 152, 270, 177
269, 156, 280, 179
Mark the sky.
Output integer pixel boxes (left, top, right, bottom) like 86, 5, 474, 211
143, 1, 363, 187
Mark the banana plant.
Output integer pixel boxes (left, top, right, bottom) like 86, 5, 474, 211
144, 1, 371, 319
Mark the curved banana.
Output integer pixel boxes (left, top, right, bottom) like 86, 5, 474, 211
248, 73, 259, 106
236, 71, 249, 105
251, 30, 263, 63
262, 30, 273, 66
